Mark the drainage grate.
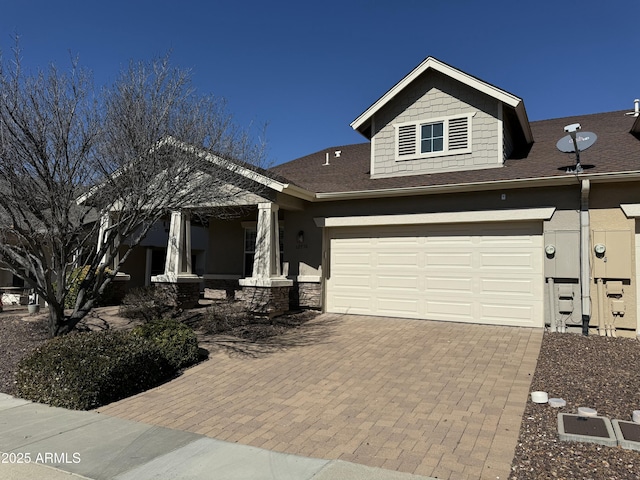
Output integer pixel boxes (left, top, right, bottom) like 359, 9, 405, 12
558, 413, 617, 446
612, 420, 640, 451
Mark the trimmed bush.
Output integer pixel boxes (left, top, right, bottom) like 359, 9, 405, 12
16, 330, 171, 410
119, 286, 176, 322
132, 318, 200, 370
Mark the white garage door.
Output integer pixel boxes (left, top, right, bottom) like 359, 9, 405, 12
326, 222, 543, 327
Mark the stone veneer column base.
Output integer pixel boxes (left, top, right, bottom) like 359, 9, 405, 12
150, 274, 202, 310
203, 275, 241, 301
289, 282, 322, 310
238, 285, 291, 318
238, 277, 293, 318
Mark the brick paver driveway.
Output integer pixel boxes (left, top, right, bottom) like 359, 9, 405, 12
98, 314, 542, 480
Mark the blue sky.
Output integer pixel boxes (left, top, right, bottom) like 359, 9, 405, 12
1, 1, 637, 166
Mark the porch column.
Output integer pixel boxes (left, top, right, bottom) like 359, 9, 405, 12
96, 212, 130, 302
253, 203, 282, 278
151, 209, 201, 308
97, 213, 112, 267
239, 202, 292, 317
163, 209, 193, 277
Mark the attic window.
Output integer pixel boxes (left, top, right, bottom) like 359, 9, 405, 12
395, 113, 474, 161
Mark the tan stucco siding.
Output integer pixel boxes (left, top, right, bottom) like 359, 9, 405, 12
371, 70, 501, 178
589, 183, 638, 333
207, 218, 246, 276
281, 210, 323, 277
120, 246, 147, 289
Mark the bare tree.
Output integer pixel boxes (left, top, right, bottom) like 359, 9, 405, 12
0, 48, 267, 336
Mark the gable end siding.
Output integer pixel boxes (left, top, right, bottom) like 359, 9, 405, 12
371, 70, 501, 178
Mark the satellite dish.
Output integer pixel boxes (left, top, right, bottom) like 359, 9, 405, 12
556, 125, 598, 173
556, 132, 598, 153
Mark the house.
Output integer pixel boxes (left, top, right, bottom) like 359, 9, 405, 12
119, 56, 640, 337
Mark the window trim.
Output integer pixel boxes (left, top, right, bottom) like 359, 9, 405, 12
394, 112, 475, 161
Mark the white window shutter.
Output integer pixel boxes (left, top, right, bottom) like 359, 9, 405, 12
448, 117, 468, 150
398, 124, 417, 156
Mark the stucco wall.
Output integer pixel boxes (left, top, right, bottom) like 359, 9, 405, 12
589, 183, 637, 333
207, 218, 247, 276
371, 70, 501, 178
120, 246, 147, 289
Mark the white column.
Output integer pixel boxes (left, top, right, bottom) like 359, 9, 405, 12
152, 210, 199, 283
252, 203, 280, 278
164, 210, 192, 276
240, 203, 291, 288
97, 213, 111, 266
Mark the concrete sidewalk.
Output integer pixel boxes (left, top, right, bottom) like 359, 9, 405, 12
0, 394, 434, 480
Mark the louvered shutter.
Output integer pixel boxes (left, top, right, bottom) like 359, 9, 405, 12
448, 117, 468, 150
398, 124, 417, 156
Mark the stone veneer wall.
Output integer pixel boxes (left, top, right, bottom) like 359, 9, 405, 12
152, 282, 200, 309
203, 278, 240, 300
238, 286, 290, 318
290, 282, 322, 309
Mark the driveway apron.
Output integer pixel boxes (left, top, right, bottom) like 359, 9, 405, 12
97, 314, 542, 480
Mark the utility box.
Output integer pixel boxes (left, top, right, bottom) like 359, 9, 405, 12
544, 231, 580, 279
592, 230, 632, 279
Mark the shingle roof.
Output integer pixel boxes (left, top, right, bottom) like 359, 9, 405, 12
270, 110, 640, 195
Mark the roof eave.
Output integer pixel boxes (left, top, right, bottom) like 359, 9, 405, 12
312, 170, 640, 201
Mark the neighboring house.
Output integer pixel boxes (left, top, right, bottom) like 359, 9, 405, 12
120, 56, 640, 337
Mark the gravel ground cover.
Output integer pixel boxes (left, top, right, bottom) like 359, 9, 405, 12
2, 311, 640, 479
510, 332, 640, 480
0, 313, 49, 394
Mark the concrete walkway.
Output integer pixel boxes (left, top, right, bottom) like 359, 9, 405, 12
97, 314, 543, 480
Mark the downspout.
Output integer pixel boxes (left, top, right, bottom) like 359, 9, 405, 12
580, 179, 591, 335
548, 277, 556, 332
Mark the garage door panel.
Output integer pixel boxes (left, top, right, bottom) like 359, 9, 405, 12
426, 300, 474, 321
480, 252, 539, 270
326, 222, 543, 327
425, 253, 473, 267
426, 276, 473, 294
330, 294, 373, 313
480, 303, 537, 325
333, 252, 372, 267
378, 253, 419, 266
332, 274, 371, 288
378, 297, 419, 315
480, 278, 538, 296
378, 275, 419, 290
378, 237, 420, 246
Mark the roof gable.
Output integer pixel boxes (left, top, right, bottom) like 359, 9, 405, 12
350, 56, 533, 144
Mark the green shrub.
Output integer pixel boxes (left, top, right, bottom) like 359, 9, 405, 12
16, 330, 171, 410
132, 318, 199, 370
119, 286, 176, 322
